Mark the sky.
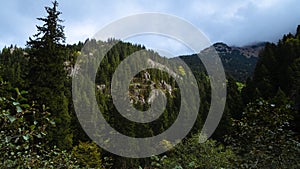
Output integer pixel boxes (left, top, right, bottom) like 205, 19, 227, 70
1, 0, 300, 56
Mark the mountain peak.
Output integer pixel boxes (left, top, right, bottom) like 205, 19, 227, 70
211, 42, 265, 58
213, 42, 231, 53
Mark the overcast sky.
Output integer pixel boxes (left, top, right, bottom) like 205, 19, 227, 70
1, 0, 300, 56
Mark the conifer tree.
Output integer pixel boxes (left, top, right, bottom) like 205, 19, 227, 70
26, 1, 72, 149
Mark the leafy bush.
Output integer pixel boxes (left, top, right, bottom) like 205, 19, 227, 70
72, 141, 104, 168
226, 99, 300, 168
0, 87, 78, 168
151, 135, 237, 169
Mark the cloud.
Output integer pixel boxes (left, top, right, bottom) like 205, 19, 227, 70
184, 0, 300, 46
64, 20, 98, 44
126, 34, 194, 57
0, 0, 300, 55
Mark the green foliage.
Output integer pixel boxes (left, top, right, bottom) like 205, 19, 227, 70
226, 99, 300, 168
244, 28, 300, 101
150, 135, 237, 169
0, 87, 78, 168
0, 46, 27, 89
72, 141, 104, 168
213, 77, 244, 140
243, 25, 300, 136
26, 0, 72, 149
178, 66, 186, 76
1, 1, 300, 167
236, 81, 245, 92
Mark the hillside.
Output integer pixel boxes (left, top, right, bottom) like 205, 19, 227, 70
242, 25, 300, 135
0, 2, 299, 168
178, 42, 265, 82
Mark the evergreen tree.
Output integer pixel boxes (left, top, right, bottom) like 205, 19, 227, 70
26, 1, 72, 149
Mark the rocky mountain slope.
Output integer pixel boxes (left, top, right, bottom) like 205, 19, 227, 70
178, 42, 265, 82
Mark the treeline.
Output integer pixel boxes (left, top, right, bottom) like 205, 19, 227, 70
0, 1, 299, 168
242, 26, 300, 135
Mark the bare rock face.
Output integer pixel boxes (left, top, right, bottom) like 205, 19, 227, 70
144, 71, 151, 81
147, 89, 160, 104
147, 59, 182, 80
160, 80, 172, 95
97, 84, 106, 92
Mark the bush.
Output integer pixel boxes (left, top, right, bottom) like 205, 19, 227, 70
151, 135, 237, 169
0, 87, 79, 168
226, 99, 300, 168
72, 141, 103, 168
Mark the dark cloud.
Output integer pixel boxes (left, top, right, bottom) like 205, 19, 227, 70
1, 0, 299, 55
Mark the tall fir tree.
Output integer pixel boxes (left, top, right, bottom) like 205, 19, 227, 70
26, 1, 72, 149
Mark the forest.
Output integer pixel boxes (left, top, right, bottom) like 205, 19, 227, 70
0, 1, 299, 169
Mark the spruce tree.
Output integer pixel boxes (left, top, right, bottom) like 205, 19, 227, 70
26, 1, 72, 149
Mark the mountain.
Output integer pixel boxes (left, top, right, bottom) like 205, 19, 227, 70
178, 42, 265, 82
230, 42, 266, 58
